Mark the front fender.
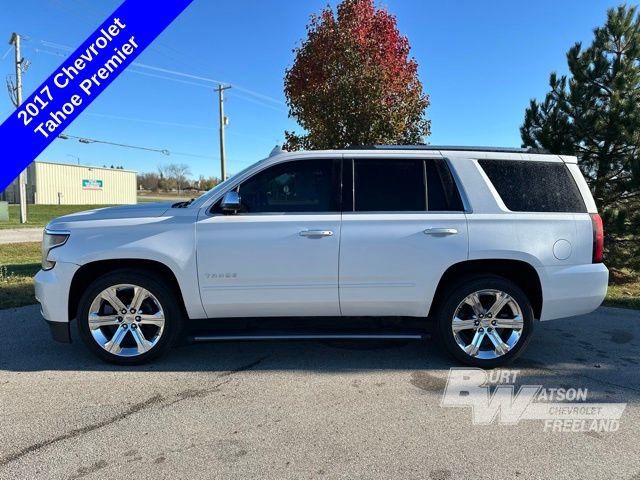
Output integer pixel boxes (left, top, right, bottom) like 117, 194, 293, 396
48, 214, 206, 319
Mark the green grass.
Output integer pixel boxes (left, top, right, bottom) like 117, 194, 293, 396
0, 242, 40, 309
604, 279, 640, 310
1, 241, 639, 311
0, 204, 111, 229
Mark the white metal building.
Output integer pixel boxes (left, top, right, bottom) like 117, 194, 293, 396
1, 161, 137, 205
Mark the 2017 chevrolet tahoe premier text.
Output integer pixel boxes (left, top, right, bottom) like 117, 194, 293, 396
34, 146, 608, 367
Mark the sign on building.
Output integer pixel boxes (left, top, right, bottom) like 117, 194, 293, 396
82, 179, 104, 190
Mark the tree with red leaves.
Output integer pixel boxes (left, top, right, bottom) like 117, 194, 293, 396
284, 0, 430, 150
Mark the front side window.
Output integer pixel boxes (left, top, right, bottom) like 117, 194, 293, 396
237, 159, 339, 213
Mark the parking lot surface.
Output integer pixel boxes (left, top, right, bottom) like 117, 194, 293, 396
1, 305, 639, 479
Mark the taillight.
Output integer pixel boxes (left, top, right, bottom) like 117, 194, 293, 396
591, 213, 604, 263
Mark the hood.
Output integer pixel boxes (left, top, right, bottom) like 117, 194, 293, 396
47, 202, 173, 228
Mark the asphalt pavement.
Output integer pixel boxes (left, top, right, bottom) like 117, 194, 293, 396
0, 305, 639, 479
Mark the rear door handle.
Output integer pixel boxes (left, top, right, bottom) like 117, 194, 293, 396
423, 227, 458, 236
299, 230, 334, 237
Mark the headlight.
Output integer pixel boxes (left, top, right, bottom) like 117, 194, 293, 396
42, 230, 70, 270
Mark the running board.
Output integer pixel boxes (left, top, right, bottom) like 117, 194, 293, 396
190, 332, 426, 343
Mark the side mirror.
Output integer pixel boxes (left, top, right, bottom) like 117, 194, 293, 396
221, 191, 241, 212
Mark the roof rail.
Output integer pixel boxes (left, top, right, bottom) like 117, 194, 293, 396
346, 145, 549, 154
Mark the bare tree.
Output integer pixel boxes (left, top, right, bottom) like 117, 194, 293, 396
137, 172, 161, 191
164, 163, 192, 194
157, 165, 169, 191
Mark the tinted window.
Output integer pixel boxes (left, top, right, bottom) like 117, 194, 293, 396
238, 159, 339, 213
479, 160, 586, 213
426, 159, 464, 211
354, 159, 426, 212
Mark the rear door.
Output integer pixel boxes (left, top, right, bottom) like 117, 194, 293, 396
339, 156, 469, 317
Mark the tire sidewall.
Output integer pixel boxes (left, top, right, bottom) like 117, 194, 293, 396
77, 270, 181, 365
436, 275, 534, 368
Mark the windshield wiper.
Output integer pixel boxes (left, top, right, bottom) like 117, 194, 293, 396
172, 198, 195, 208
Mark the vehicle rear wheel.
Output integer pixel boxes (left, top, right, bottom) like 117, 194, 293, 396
77, 270, 181, 365
435, 275, 534, 368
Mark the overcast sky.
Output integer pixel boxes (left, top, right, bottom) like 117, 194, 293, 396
1, 0, 634, 178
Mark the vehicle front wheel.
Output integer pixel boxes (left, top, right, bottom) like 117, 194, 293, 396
435, 275, 534, 368
77, 270, 181, 365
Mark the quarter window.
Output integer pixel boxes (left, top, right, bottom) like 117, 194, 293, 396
478, 160, 586, 213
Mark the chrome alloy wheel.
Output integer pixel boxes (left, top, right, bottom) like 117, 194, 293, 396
451, 289, 524, 360
88, 284, 165, 357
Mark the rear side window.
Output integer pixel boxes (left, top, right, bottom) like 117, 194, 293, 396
426, 159, 464, 211
354, 159, 425, 212
350, 158, 464, 212
478, 160, 586, 213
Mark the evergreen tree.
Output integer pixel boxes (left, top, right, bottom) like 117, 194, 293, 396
521, 5, 640, 270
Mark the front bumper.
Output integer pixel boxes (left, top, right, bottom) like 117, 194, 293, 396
34, 261, 80, 343
45, 318, 71, 343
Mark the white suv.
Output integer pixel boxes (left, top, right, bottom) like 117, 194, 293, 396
35, 146, 608, 367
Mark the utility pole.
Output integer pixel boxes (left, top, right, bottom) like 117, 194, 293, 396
67, 154, 80, 165
216, 84, 231, 181
9, 32, 27, 223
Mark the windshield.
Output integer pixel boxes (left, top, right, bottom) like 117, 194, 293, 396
190, 157, 269, 208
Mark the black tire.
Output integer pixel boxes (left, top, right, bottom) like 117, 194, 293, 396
77, 269, 182, 365
434, 275, 534, 368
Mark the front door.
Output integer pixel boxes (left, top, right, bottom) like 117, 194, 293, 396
196, 158, 342, 318
339, 156, 469, 317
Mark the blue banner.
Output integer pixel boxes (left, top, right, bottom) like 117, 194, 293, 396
0, 0, 194, 191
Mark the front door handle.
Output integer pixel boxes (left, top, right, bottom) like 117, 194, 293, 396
299, 230, 334, 237
423, 227, 458, 236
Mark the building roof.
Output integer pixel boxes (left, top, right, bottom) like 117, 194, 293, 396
35, 160, 137, 173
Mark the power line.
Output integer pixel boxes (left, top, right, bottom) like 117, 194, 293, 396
85, 112, 212, 131
58, 133, 170, 155
6, 51, 283, 149
43, 1, 204, 79
125, 67, 212, 89
84, 112, 278, 143
11, 35, 287, 176
170, 150, 216, 160
57, 133, 213, 160
227, 90, 288, 113
32, 46, 213, 89
28, 37, 286, 106
132, 61, 227, 87
31, 46, 288, 112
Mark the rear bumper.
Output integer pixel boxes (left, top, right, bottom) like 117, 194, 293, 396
539, 263, 609, 321
34, 261, 79, 343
